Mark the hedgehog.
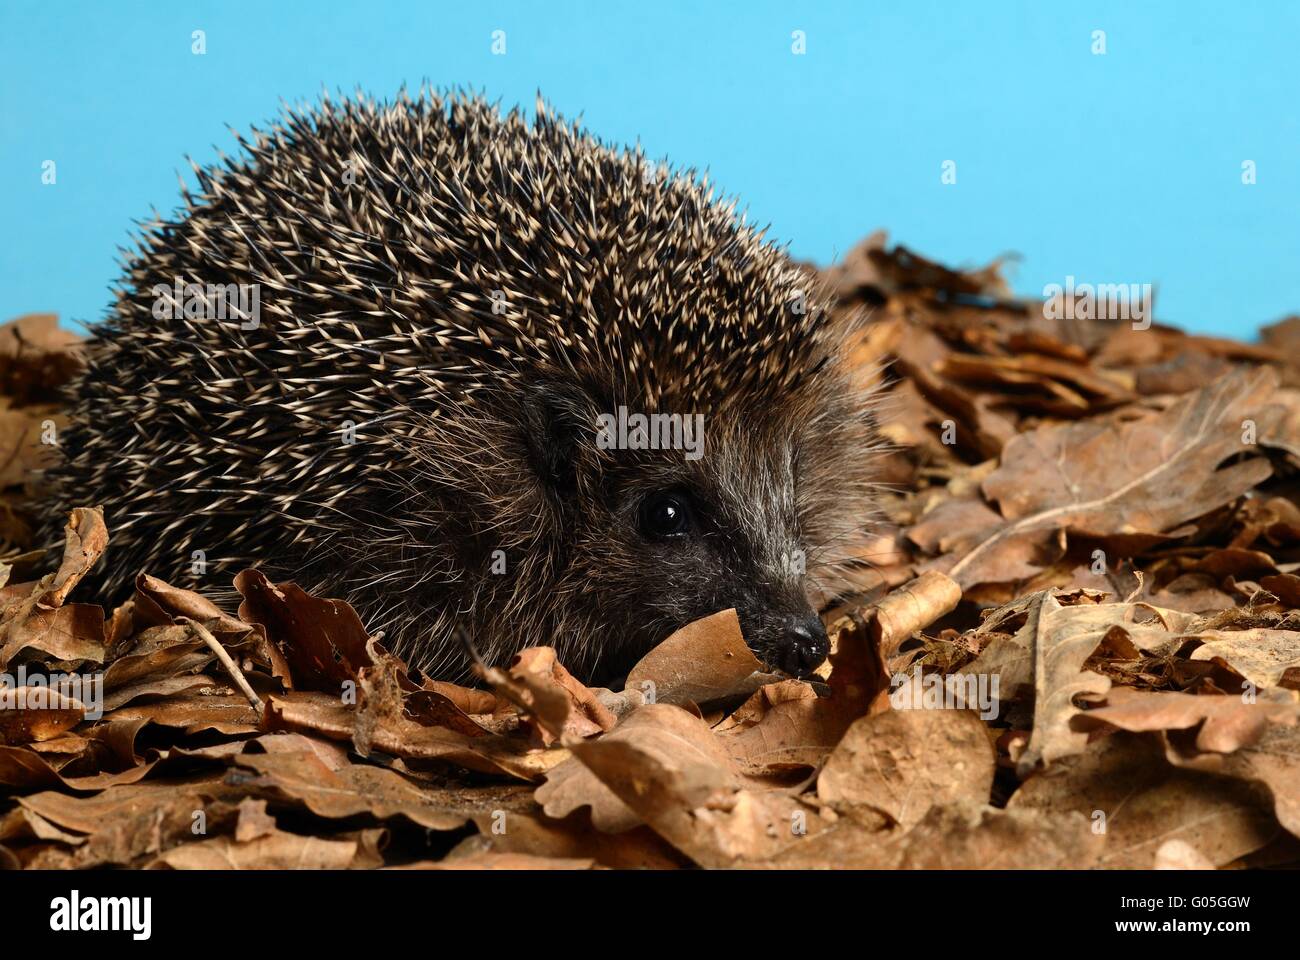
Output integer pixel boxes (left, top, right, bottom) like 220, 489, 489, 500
44, 88, 883, 684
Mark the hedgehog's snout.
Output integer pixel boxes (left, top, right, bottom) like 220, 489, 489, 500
737, 606, 829, 678
778, 613, 829, 677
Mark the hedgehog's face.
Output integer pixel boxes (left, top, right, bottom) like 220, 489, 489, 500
519, 371, 877, 685
617, 476, 831, 678
544, 413, 835, 682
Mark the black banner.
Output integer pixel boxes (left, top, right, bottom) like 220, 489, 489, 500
14, 868, 1274, 946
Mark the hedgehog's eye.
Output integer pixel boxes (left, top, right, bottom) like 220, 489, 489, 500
639, 492, 693, 539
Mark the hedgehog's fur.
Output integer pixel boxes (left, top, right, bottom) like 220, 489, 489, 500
46, 88, 883, 682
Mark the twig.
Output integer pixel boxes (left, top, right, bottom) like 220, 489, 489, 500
454, 623, 486, 672
180, 616, 264, 713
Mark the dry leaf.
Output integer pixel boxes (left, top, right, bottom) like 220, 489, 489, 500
1077, 686, 1299, 753
1164, 719, 1300, 838
1189, 629, 1300, 690
624, 608, 778, 706
818, 707, 995, 828
1009, 733, 1276, 867
947, 368, 1280, 588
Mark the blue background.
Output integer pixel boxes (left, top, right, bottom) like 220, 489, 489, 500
2, 0, 1297, 337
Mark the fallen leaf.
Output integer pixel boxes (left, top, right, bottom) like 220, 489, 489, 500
1164, 719, 1300, 838
235, 569, 372, 692
818, 707, 995, 828
150, 829, 371, 870
624, 608, 778, 706
1009, 732, 1276, 867
568, 703, 820, 866
233, 746, 472, 830
947, 368, 1280, 588
1189, 628, 1300, 690
1077, 685, 1299, 753
889, 802, 1106, 869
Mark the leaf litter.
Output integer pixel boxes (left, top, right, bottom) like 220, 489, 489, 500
2, 235, 1299, 870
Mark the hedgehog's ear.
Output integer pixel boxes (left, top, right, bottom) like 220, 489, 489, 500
521, 380, 596, 498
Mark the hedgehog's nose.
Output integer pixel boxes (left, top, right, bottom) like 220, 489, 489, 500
777, 614, 829, 677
